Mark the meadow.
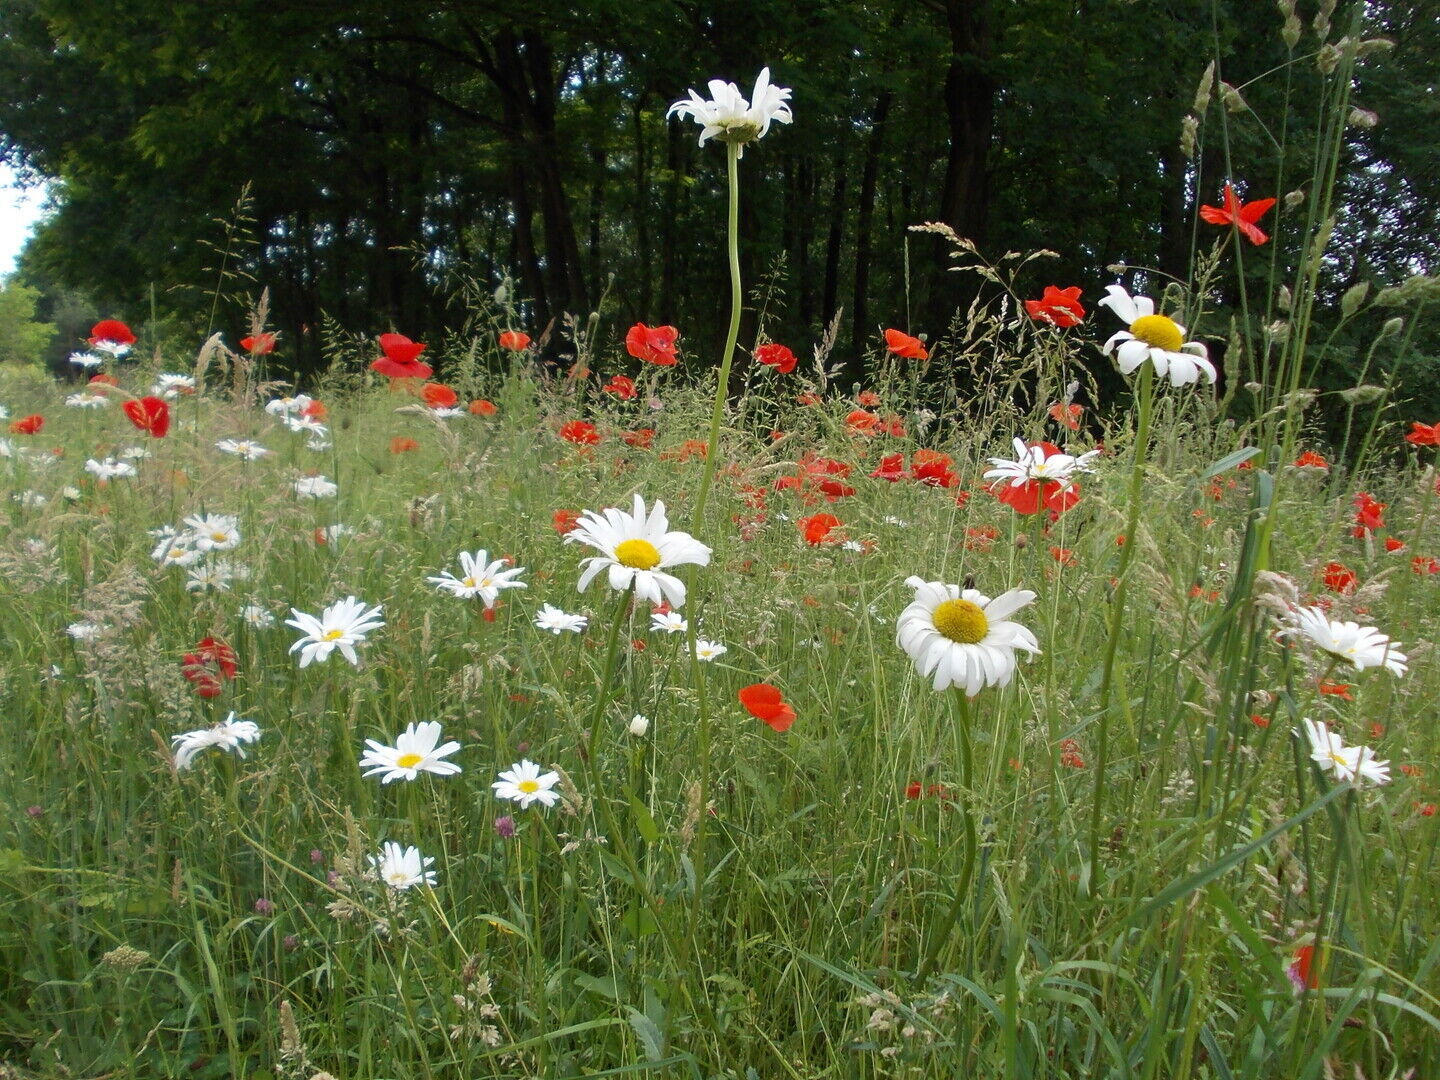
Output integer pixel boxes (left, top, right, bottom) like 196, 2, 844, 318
2, 70, 1440, 1080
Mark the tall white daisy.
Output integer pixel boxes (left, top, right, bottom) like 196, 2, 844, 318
668, 67, 793, 157
172, 713, 262, 770
370, 841, 436, 890
492, 760, 561, 809
1301, 718, 1391, 785
184, 513, 241, 552
983, 437, 1099, 491
534, 604, 588, 634
896, 576, 1040, 695
427, 550, 527, 608
285, 596, 385, 667
1280, 606, 1407, 676
566, 494, 711, 609
1097, 285, 1216, 386
360, 721, 462, 784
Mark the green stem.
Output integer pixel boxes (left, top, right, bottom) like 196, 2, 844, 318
1090, 360, 1155, 878
584, 591, 632, 765
917, 691, 978, 980
691, 143, 743, 534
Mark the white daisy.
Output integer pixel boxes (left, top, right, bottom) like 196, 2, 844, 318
693, 639, 727, 662
896, 576, 1041, 695
534, 604, 588, 634
68, 351, 105, 369
66, 621, 103, 640
359, 720, 462, 784
983, 437, 1099, 492
65, 390, 110, 409
184, 513, 241, 552
152, 529, 204, 568
152, 373, 196, 398
1280, 606, 1407, 676
304, 436, 332, 452
83, 458, 137, 480
668, 67, 793, 157
628, 714, 650, 736
492, 760, 561, 809
1097, 285, 1216, 386
117, 446, 150, 461
172, 713, 262, 770
282, 414, 328, 437
1301, 718, 1391, 786
293, 475, 338, 499
241, 603, 275, 629
567, 494, 712, 609
427, 550, 528, 608
370, 841, 436, 890
185, 562, 235, 593
13, 490, 46, 507
216, 438, 270, 460
265, 394, 314, 417
650, 611, 688, 634
285, 595, 385, 667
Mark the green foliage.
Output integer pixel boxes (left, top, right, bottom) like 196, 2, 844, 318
0, 276, 55, 367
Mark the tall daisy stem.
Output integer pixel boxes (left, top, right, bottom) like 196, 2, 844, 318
691, 142, 743, 533
1089, 361, 1155, 879
918, 692, 978, 980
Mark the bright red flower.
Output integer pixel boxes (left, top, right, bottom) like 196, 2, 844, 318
1293, 450, 1329, 469
552, 509, 582, 535
621, 428, 655, 449
911, 449, 959, 488
421, 382, 458, 409
469, 398, 498, 416
625, 323, 680, 366
1048, 402, 1084, 431
1060, 738, 1086, 768
738, 683, 796, 733
798, 512, 842, 545
1288, 945, 1318, 992
390, 436, 419, 454
88, 319, 136, 347
1384, 537, 1406, 552
1405, 421, 1440, 447
301, 399, 327, 421
661, 439, 709, 463
1413, 556, 1440, 575
884, 328, 928, 360
845, 409, 880, 435
817, 478, 855, 501
181, 637, 238, 699
754, 343, 798, 373
122, 396, 170, 438
799, 453, 851, 478
239, 332, 276, 354
8, 414, 43, 435
371, 333, 432, 379
1199, 183, 1277, 246
1050, 546, 1077, 566
1025, 286, 1085, 328
856, 390, 881, 407
602, 374, 637, 399
1351, 492, 1385, 536
88, 373, 119, 387
558, 420, 601, 445
870, 453, 907, 482
1322, 562, 1357, 593
498, 330, 531, 352
1318, 681, 1353, 700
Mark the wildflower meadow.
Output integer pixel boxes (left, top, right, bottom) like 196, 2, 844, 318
4, 21, 1440, 1080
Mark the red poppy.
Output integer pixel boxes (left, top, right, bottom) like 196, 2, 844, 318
559, 420, 601, 445
1060, 738, 1085, 768
1405, 421, 1440, 447
1318, 681, 1353, 700
89, 373, 119, 387
911, 450, 959, 489
856, 389, 881, 407
122, 396, 170, 438
1351, 492, 1385, 536
798, 513, 841, 545
552, 509, 582, 535
8, 414, 43, 435
870, 453, 907, 482
390, 436, 419, 454
796, 392, 822, 406
301, 400, 327, 421
817, 478, 855, 501
1048, 402, 1084, 430
845, 409, 880, 435
602, 374, 637, 399
88, 319, 136, 347
498, 330, 531, 352
421, 382, 458, 409
181, 636, 238, 699
1050, 546, 1077, 566
1293, 450, 1329, 469
1250, 714, 1270, 728
239, 332, 276, 354
884, 328, 928, 360
1288, 945, 1318, 991
738, 683, 796, 733
1025, 286, 1085, 328
1412, 556, 1440, 575
1384, 537, 1405, 552
621, 428, 655, 449
661, 439, 708, 463
371, 333, 433, 379
1322, 562, 1357, 593
1199, 183, 1277, 246
625, 323, 679, 366
754, 343, 798, 373
799, 453, 851, 478
469, 398, 497, 416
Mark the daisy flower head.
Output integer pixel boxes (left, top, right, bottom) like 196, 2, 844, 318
493, 760, 561, 809
241, 603, 276, 629
65, 390, 110, 409
216, 438, 270, 460
567, 494, 712, 609
83, 458, 137, 480
667, 67, 793, 157
151, 527, 203, 568
285, 596, 385, 668
1097, 285, 1216, 386
897, 576, 1041, 695
694, 639, 727, 662
185, 561, 236, 593
184, 512, 241, 552
69, 351, 105, 370
370, 841, 436, 891
360, 721, 462, 784
152, 373, 196, 399
1301, 718, 1391, 786
650, 611, 688, 634
172, 713, 262, 770
534, 604, 588, 634
281, 413, 328, 437
984, 437, 1098, 489
1280, 606, 1407, 676
88, 319, 135, 355
266, 394, 314, 418
427, 550, 527, 607
293, 475, 338, 499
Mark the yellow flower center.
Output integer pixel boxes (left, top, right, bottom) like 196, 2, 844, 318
396, 753, 423, 768
518, 779, 540, 794
462, 577, 477, 587
322, 629, 345, 641
1129, 314, 1184, 352
1328, 751, 1349, 768
210, 532, 229, 542
614, 538, 662, 570
932, 598, 989, 644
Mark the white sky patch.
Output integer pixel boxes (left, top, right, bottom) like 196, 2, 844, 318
0, 162, 54, 280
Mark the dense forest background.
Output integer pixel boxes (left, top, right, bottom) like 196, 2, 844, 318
0, 0, 1436, 411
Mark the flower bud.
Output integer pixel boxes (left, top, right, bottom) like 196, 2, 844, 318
1347, 107, 1378, 128
1339, 385, 1385, 404
628, 714, 650, 737
1284, 189, 1306, 210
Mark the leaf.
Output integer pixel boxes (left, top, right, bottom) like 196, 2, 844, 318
1202, 447, 1260, 478
626, 1007, 666, 1061
628, 796, 660, 844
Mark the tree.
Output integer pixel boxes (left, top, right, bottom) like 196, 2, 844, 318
0, 276, 55, 366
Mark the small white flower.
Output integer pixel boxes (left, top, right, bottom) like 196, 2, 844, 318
185, 561, 236, 593
693, 639, 727, 662
265, 394, 314, 417
117, 446, 150, 461
91, 338, 130, 358
841, 540, 865, 553
68, 351, 105, 369
65, 390, 110, 409
13, 490, 46, 507
305, 436, 332, 452
83, 458, 137, 480
427, 550, 528, 608
534, 604, 588, 634
883, 516, 910, 527
152, 373, 196, 398
668, 67, 793, 157
430, 406, 466, 419
492, 760, 561, 809
152, 529, 204, 568
628, 714, 650, 737
66, 621, 102, 641
293, 475, 338, 499
184, 513, 241, 552
896, 576, 1041, 695
216, 438, 270, 460
285, 595, 385, 667
61, 486, 82, 501
370, 841, 436, 890
649, 611, 688, 634
1301, 718, 1390, 785
567, 494, 712, 609
281, 413, 328, 437
241, 603, 276, 629
983, 437, 1099, 492
360, 721, 462, 784
172, 713, 262, 770
1097, 285, 1216, 386
1280, 606, 1407, 676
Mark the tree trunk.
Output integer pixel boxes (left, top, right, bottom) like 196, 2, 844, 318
852, 90, 893, 354
937, 0, 995, 244
822, 145, 848, 328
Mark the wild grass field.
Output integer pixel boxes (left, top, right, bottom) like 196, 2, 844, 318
3, 60, 1440, 1080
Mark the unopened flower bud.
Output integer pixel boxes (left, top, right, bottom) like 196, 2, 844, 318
1276, 285, 1292, 312
1339, 385, 1386, 404
1284, 189, 1306, 210
1380, 317, 1404, 337
1347, 108, 1378, 128
628, 714, 650, 737
1219, 81, 1247, 113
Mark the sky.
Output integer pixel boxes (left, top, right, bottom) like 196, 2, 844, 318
0, 162, 53, 280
